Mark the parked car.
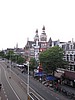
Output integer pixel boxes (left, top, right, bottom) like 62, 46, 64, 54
7, 65, 9, 68
42, 80, 48, 85
21, 69, 26, 73
0, 83, 2, 89
17, 64, 24, 68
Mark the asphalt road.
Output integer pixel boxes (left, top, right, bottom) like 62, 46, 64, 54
10, 63, 69, 100
1, 60, 69, 100
0, 64, 20, 100
0, 61, 27, 100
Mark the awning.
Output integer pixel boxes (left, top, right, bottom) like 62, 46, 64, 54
54, 72, 63, 78
46, 76, 56, 81
35, 72, 46, 77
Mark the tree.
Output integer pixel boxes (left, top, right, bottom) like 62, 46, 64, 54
29, 57, 37, 71
17, 55, 25, 64
39, 46, 68, 75
0, 51, 5, 58
5, 50, 14, 60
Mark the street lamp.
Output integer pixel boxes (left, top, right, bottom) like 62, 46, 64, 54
9, 51, 12, 79
27, 61, 29, 96
27, 45, 30, 99
0, 68, 2, 89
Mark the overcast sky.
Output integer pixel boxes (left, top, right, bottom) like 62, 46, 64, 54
0, 0, 75, 50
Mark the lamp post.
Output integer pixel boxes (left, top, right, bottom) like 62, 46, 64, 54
27, 46, 30, 99
27, 61, 29, 96
9, 51, 11, 79
0, 68, 2, 89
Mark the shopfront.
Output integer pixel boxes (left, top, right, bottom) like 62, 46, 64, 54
63, 70, 75, 87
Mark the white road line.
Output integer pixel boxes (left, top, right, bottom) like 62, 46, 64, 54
4, 91, 6, 94
30, 92, 40, 100
11, 69, 45, 100
56, 97, 59, 100
2, 63, 45, 100
51, 93, 53, 96
5, 95, 7, 97
3, 88, 4, 91
0, 97, 1, 100
0, 64, 21, 100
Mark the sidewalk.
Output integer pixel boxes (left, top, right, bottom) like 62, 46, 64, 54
60, 84, 75, 94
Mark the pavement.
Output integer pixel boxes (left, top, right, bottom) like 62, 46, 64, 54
48, 84, 75, 100
60, 84, 75, 94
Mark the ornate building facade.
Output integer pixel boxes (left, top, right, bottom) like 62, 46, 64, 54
24, 26, 50, 61
24, 26, 75, 87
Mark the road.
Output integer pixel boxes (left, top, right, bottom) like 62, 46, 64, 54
0, 60, 27, 100
0, 64, 20, 100
9, 63, 69, 100
0, 60, 69, 100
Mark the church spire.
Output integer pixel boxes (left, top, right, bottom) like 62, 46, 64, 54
40, 25, 47, 42
34, 29, 39, 41
42, 25, 45, 33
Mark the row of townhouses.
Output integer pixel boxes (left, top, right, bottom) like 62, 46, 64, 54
24, 26, 75, 87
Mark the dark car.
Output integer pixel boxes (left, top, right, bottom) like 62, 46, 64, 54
0, 83, 2, 89
7, 65, 9, 68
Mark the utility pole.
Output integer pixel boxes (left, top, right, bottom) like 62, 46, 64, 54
27, 61, 29, 97
9, 51, 11, 79
27, 44, 30, 100
0, 68, 1, 84
0, 68, 2, 89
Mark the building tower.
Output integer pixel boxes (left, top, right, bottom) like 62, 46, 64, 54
40, 25, 47, 42
34, 29, 39, 42
34, 29, 39, 61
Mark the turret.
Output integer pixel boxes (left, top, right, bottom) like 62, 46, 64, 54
34, 29, 39, 42
40, 26, 47, 42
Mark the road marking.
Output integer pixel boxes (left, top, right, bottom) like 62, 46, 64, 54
2, 63, 45, 100
30, 92, 40, 100
56, 97, 59, 100
5, 95, 7, 97
4, 91, 6, 94
51, 93, 53, 96
0, 97, 1, 100
0, 64, 21, 100
11, 70, 45, 100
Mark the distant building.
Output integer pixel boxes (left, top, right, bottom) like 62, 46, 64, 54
24, 26, 49, 61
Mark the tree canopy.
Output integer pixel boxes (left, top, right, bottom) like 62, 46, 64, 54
29, 57, 38, 71
39, 46, 68, 75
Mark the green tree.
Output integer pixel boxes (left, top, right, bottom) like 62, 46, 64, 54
17, 55, 25, 64
0, 51, 5, 58
39, 46, 68, 75
29, 57, 37, 71
5, 50, 14, 60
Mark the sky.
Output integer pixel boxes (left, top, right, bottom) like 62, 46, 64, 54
0, 0, 75, 50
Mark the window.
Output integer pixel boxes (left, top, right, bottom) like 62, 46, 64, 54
67, 55, 69, 61
74, 55, 75, 61
70, 54, 72, 61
